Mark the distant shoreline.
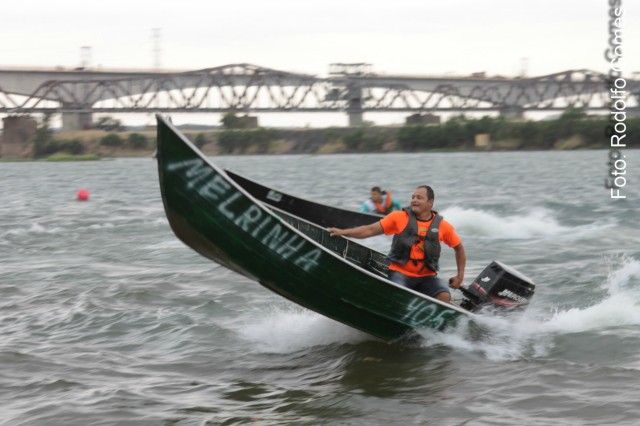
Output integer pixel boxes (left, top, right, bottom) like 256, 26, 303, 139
2, 112, 638, 160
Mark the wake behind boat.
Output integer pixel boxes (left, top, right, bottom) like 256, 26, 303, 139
155, 115, 535, 341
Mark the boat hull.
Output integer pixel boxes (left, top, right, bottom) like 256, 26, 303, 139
156, 115, 468, 341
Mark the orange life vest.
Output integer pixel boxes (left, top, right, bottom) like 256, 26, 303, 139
373, 192, 394, 214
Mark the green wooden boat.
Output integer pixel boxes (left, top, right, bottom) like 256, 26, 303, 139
156, 115, 535, 341
225, 169, 383, 229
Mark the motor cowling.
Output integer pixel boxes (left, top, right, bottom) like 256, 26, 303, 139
460, 261, 535, 313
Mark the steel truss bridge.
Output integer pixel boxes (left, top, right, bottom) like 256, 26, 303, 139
0, 63, 638, 129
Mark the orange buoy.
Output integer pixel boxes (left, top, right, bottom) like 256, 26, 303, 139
76, 189, 90, 201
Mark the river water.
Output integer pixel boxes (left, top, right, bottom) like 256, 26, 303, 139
1, 150, 639, 425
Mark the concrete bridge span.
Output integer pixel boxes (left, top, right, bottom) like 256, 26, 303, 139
0, 64, 637, 129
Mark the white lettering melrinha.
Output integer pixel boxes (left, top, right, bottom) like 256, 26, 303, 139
166, 159, 321, 272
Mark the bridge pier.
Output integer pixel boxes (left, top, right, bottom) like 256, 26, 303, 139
499, 107, 525, 120
1, 116, 37, 158
348, 111, 363, 126
346, 84, 364, 126
61, 111, 92, 131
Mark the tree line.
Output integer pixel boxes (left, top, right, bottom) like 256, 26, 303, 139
218, 109, 639, 153
30, 109, 640, 158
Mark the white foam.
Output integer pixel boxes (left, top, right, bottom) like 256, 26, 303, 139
236, 306, 371, 353
545, 294, 640, 333
418, 309, 553, 361
227, 256, 640, 360
441, 206, 613, 239
420, 255, 640, 361
84, 223, 116, 230
546, 255, 640, 332
1, 222, 63, 237
603, 254, 640, 294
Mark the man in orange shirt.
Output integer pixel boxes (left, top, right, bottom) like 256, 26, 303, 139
328, 185, 466, 303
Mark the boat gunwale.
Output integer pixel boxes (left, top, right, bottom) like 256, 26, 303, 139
224, 169, 384, 222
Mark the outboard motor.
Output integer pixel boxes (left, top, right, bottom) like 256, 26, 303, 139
460, 261, 535, 313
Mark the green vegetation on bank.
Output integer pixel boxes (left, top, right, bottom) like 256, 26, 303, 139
218, 128, 279, 154
10, 109, 636, 159
29, 115, 155, 160
396, 109, 630, 151
0, 153, 102, 162
33, 115, 95, 159
46, 154, 101, 162
99, 132, 150, 150
214, 109, 638, 154
220, 112, 257, 130
0, 158, 36, 162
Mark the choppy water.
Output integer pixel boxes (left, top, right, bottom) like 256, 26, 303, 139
1, 150, 639, 425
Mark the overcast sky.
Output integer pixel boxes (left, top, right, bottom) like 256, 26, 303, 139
1, 0, 638, 126
2, 0, 638, 77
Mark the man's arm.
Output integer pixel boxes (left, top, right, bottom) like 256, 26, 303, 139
448, 243, 466, 289
328, 222, 384, 239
